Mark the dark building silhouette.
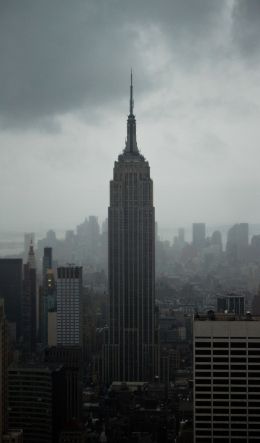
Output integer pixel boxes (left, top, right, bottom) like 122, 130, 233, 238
0, 259, 22, 340
0, 300, 23, 443
45, 346, 82, 422
8, 364, 66, 443
22, 243, 37, 353
59, 426, 86, 443
105, 74, 159, 382
43, 247, 52, 273
39, 247, 54, 345
0, 299, 8, 441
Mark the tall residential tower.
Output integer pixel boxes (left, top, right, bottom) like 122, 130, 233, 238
105, 74, 159, 382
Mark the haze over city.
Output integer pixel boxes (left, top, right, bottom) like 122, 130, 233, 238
1, 0, 260, 233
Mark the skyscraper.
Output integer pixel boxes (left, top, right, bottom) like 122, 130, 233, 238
226, 223, 249, 263
0, 300, 23, 443
57, 266, 82, 346
8, 363, 66, 443
45, 346, 82, 423
40, 247, 57, 347
0, 259, 22, 340
192, 223, 206, 251
22, 242, 37, 353
0, 299, 8, 442
105, 74, 159, 382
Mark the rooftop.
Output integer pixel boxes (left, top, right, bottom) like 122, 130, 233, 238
194, 311, 260, 322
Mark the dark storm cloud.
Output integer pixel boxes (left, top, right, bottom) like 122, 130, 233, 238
232, 0, 260, 60
0, 0, 227, 128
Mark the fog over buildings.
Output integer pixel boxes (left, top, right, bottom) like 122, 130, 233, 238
1, 0, 260, 233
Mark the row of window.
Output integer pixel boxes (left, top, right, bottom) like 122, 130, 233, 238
196, 379, 260, 384
196, 386, 260, 392
196, 409, 260, 414
196, 401, 260, 407
196, 393, 260, 399
196, 430, 260, 437
196, 349, 260, 354
196, 372, 260, 377
196, 415, 260, 421
195, 342, 260, 348
196, 423, 260, 429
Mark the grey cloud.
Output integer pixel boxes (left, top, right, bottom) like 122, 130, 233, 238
232, 0, 260, 60
0, 0, 228, 129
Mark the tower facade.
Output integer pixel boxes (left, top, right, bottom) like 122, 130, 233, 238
57, 266, 82, 346
194, 312, 260, 442
0, 299, 8, 442
0, 259, 22, 341
22, 242, 37, 353
106, 75, 159, 382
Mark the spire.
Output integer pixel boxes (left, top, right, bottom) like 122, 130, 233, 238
130, 69, 134, 115
125, 70, 139, 154
28, 240, 36, 269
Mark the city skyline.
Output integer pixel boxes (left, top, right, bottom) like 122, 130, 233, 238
1, 2, 260, 441
1, 1, 260, 231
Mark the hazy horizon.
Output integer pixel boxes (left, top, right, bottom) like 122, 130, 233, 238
1, 0, 260, 231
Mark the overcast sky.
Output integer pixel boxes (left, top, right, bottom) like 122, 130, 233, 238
0, 0, 260, 234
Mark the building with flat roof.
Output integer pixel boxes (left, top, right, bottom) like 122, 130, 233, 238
194, 312, 260, 442
57, 266, 82, 346
45, 346, 82, 422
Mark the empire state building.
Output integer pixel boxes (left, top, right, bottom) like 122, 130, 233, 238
105, 74, 159, 382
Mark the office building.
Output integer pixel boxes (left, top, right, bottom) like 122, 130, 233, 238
0, 299, 8, 442
192, 223, 206, 251
57, 266, 82, 346
22, 243, 37, 352
43, 247, 52, 275
48, 310, 57, 346
217, 293, 245, 316
8, 364, 66, 443
40, 247, 54, 345
226, 223, 249, 263
194, 311, 260, 442
0, 259, 23, 340
105, 74, 159, 382
0, 300, 23, 443
45, 346, 82, 422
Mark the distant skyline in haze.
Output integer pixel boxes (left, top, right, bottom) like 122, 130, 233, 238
1, 0, 260, 232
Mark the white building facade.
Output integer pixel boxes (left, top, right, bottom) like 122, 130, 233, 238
57, 266, 82, 346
